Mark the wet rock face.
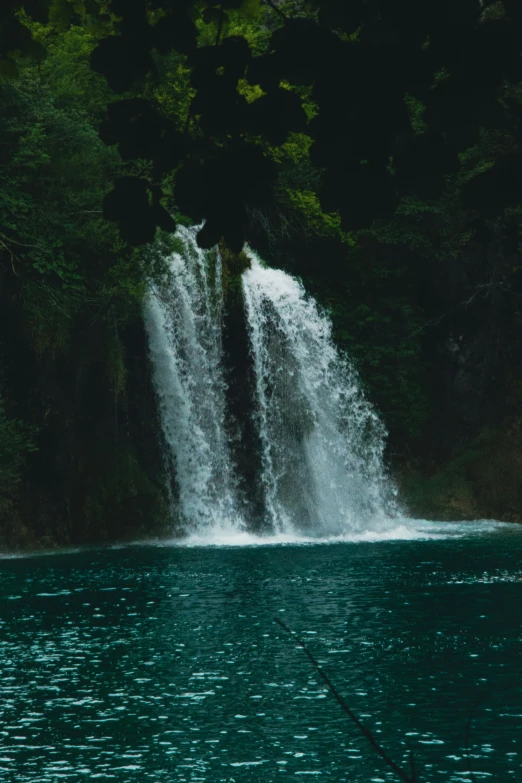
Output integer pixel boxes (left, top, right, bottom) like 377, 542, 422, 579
0, 293, 169, 549
396, 232, 522, 523
220, 251, 267, 531
443, 337, 484, 423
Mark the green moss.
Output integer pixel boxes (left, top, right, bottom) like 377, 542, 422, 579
81, 447, 169, 542
106, 332, 127, 398
270, 132, 313, 165
220, 242, 251, 306
403, 467, 477, 520
18, 280, 73, 358
404, 93, 427, 136
287, 189, 349, 241
237, 78, 265, 103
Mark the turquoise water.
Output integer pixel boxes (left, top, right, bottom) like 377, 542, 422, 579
1, 522, 522, 782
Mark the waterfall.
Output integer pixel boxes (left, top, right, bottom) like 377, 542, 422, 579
143, 226, 244, 534
242, 253, 397, 535
145, 229, 397, 538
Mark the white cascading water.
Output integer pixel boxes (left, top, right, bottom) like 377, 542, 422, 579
145, 228, 397, 539
144, 226, 244, 534
242, 252, 397, 536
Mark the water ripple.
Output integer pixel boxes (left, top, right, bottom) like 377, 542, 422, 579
0, 533, 521, 781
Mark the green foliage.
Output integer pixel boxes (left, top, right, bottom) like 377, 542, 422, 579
18, 280, 74, 357
4, 0, 522, 251
1, 0, 522, 534
0, 16, 166, 542
404, 93, 427, 136
261, 56, 522, 445
220, 242, 251, 307
326, 252, 429, 439
33, 23, 115, 117
196, 0, 267, 50
0, 72, 122, 290
287, 189, 346, 240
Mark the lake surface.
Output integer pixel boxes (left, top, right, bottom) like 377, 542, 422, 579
1, 521, 521, 782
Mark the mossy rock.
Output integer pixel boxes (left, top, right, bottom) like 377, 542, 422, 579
220, 241, 251, 309
401, 424, 522, 522
219, 241, 251, 276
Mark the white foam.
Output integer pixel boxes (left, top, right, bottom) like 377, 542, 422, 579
153, 519, 513, 548
0, 520, 514, 560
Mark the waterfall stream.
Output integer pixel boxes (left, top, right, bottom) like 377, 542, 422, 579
242, 253, 396, 535
144, 226, 244, 534
145, 229, 397, 537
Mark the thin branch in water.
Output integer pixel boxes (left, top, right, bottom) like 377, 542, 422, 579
408, 745, 417, 783
274, 617, 418, 783
464, 705, 479, 783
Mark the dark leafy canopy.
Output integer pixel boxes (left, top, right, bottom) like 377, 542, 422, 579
90, 0, 310, 250
97, 0, 522, 248
8, 0, 522, 250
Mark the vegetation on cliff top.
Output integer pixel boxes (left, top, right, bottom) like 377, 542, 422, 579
0, 14, 169, 546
